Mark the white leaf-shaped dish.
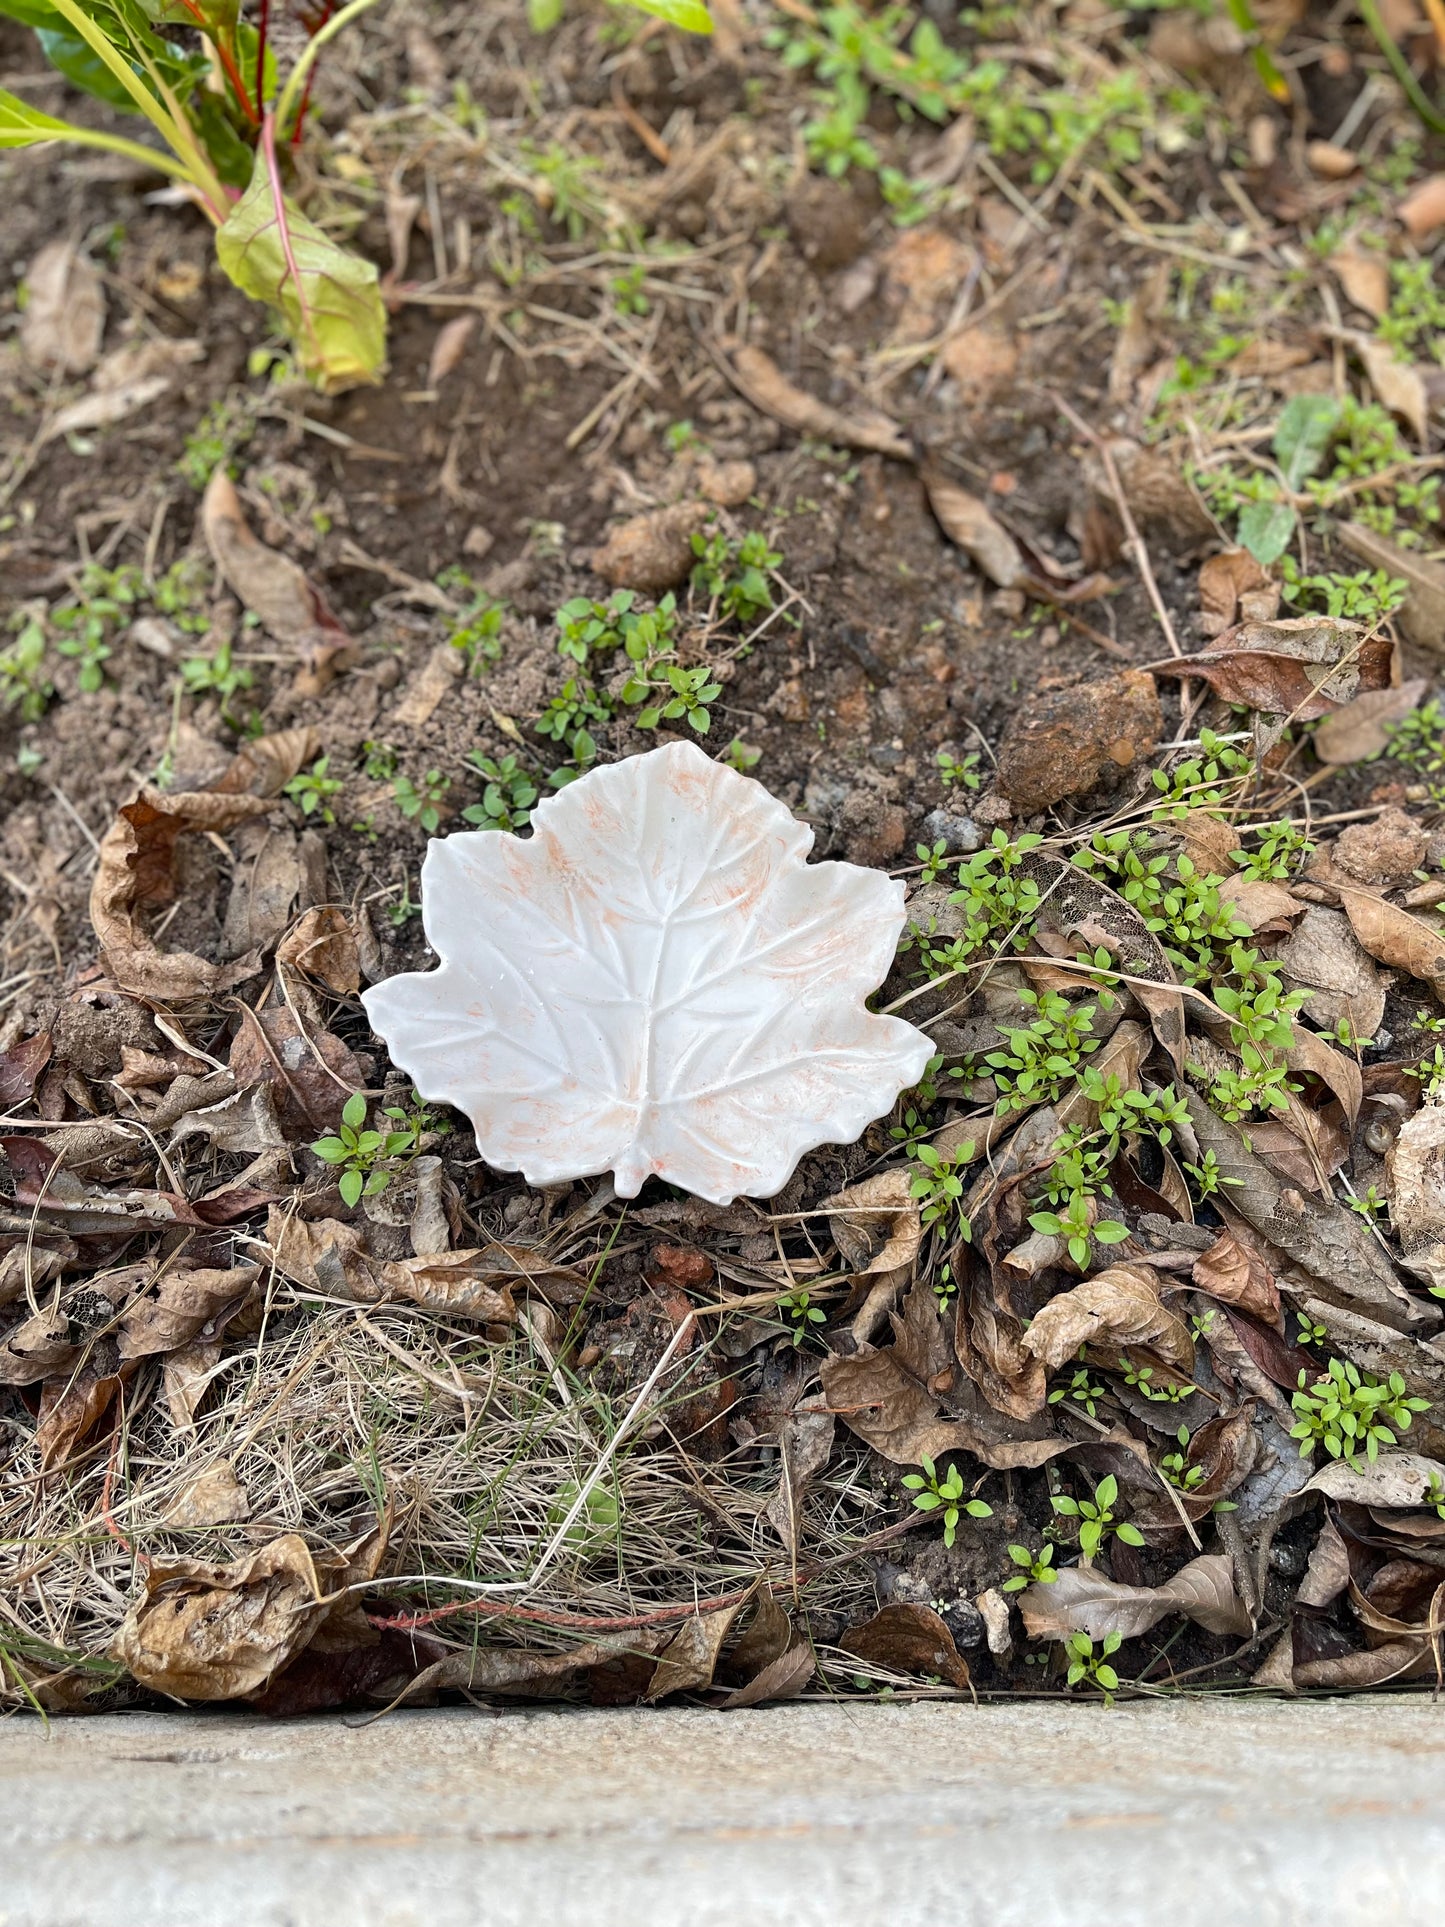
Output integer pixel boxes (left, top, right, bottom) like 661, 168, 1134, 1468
362, 741, 932, 1204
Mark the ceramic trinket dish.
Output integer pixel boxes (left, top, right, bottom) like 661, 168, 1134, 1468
362, 740, 932, 1204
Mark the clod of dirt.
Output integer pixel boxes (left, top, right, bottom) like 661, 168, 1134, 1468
695, 458, 756, 508
784, 175, 873, 271
19, 240, 105, 375
994, 670, 1161, 809
590, 503, 709, 592
1333, 807, 1429, 885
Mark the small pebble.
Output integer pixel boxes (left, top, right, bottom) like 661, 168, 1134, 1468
921, 808, 981, 855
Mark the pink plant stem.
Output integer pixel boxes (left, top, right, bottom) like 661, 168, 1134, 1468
259, 107, 319, 363
255, 0, 270, 118
290, 0, 334, 146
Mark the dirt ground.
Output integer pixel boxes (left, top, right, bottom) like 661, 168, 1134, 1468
4, 0, 1445, 1717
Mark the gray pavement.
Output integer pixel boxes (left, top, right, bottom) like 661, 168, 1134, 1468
2, 1697, 1442, 1925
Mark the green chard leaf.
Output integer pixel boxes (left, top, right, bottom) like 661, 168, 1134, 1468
216, 151, 387, 393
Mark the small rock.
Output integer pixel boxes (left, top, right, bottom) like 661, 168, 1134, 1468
1306, 140, 1358, 180
695, 458, 756, 509
920, 808, 981, 855
784, 175, 872, 272
973, 792, 1014, 828
462, 524, 494, 558
1333, 806, 1428, 885
591, 503, 708, 593
995, 670, 1162, 810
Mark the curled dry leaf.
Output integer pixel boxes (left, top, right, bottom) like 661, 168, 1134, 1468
427, 313, 476, 387
229, 999, 364, 1138
645, 1596, 750, 1700
1197, 549, 1279, 638
1191, 1230, 1280, 1324
718, 1642, 815, 1708
1350, 334, 1428, 444
36, 1350, 130, 1472
162, 1458, 253, 1528
91, 787, 273, 1000
1019, 1551, 1249, 1642
117, 1265, 258, 1361
265, 1207, 568, 1323
837, 1602, 971, 1689
1306, 1450, 1445, 1508
591, 503, 709, 594
276, 907, 361, 998
924, 470, 1025, 586
426, 1629, 668, 1701
1313, 680, 1428, 764
0, 1030, 52, 1106
1183, 1091, 1430, 1331
1330, 247, 1390, 320
1399, 173, 1445, 240
1022, 1263, 1194, 1378
20, 239, 105, 375
1387, 1105, 1445, 1294
110, 1533, 342, 1701
1148, 617, 1389, 721
1284, 1022, 1362, 1127
1332, 882, 1445, 1001
202, 472, 356, 690
822, 1279, 1065, 1467
821, 1168, 923, 1276
722, 340, 912, 461
1274, 907, 1386, 1041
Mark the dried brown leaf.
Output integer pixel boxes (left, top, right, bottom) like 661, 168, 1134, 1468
1019, 1551, 1249, 1641
1197, 549, 1278, 638
90, 787, 273, 999
1352, 334, 1428, 442
820, 1168, 923, 1275
111, 1533, 339, 1700
1306, 1450, 1445, 1507
1399, 173, 1445, 240
163, 1458, 252, 1528
1313, 680, 1429, 763
1183, 1091, 1430, 1330
837, 1602, 971, 1689
718, 1642, 815, 1708
1148, 618, 1389, 720
1022, 1264, 1194, 1377
276, 907, 361, 997
645, 1597, 750, 1700
117, 1264, 257, 1361
0, 1031, 52, 1105
427, 313, 475, 387
1191, 1231, 1280, 1323
1329, 247, 1390, 319
724, 341, 911, 460
20, 240, 105, 374
924, 469, 1025, 587
1335, 882, 1445, 998
203, 472, 355, 692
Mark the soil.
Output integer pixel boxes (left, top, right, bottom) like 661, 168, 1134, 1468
3, 0, 1445, 1715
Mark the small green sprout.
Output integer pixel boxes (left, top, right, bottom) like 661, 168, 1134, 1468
1064, 1630, 1122, 1700
1048, 1364, 1107, 1419
1003, 1543, 1057, 1592
1159, 1425, 1204, 1493
936, 746, 981, 792
1050, 1474, 1143, 1560
462, 753, 538, 832
1289, 1359, 1429, 1468
311, 1093, 421, 1208
908, 1140, 974, 1238
393, 769, 451, 834
285, 757, 344, 824
902, 1456, 992, 1549
778, 1288, 826, 1346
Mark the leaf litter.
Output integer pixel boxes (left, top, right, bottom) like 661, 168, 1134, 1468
9, 0, 1445, 1721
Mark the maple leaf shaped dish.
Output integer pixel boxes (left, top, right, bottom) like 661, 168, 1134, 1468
361, 740, 932, 1204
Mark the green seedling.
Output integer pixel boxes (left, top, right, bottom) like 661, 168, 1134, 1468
907, 1140, 973, 1238
777, 1288, 827, 1346
1290, 1359, 1429, 1468
393, 769, 450, 834
902, 1456, 992, 1549
284, 756, 343, 823
1064, 1630, 1123, 1700
1050, 1474, 1143, 1561
462, 754, 539, 832
311, 1091, 420, 1208
1003, 1543, 1057, 1592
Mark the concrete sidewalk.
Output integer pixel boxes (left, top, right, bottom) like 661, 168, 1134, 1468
2, 1698, 1442, 1926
